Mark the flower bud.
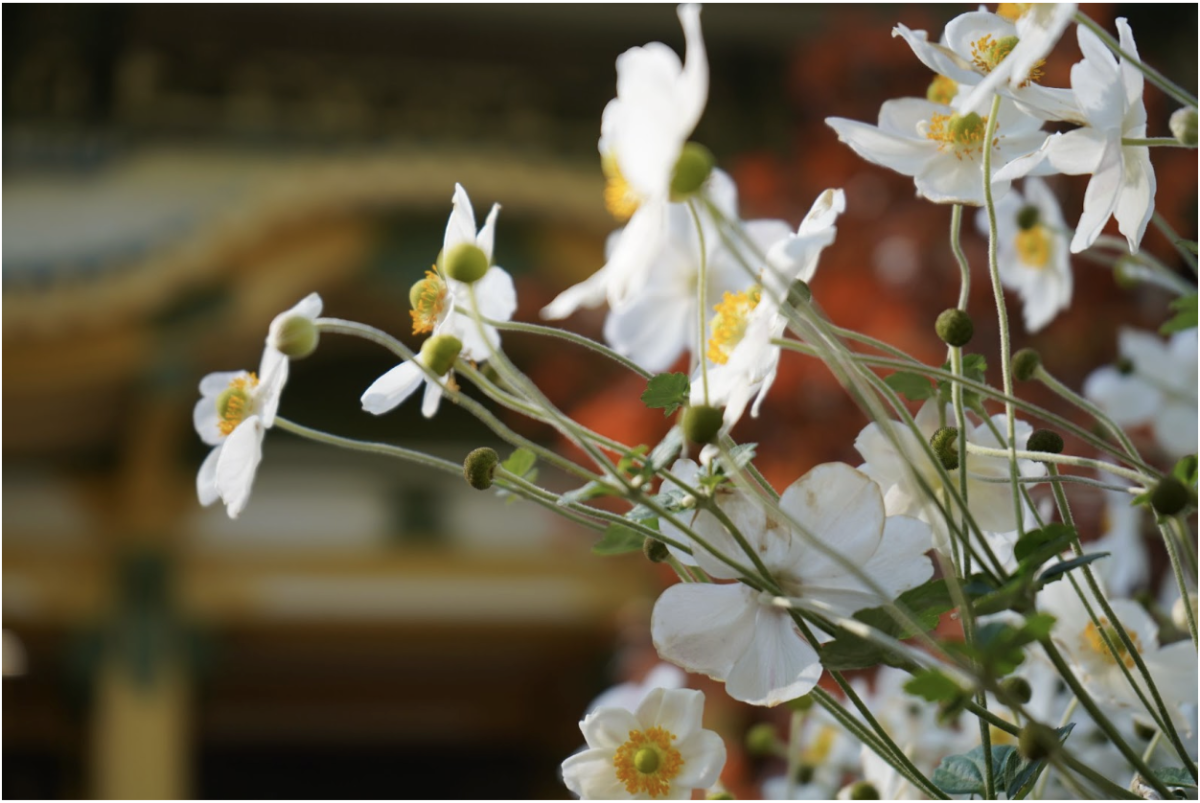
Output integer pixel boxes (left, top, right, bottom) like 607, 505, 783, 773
643, 537, 670, 564
1011, 348, 1041, 381
788, 279, 812, 308
1000, 676, 1033, 705
847, 781, 880, 800
930, 426, 960, 471
1115, 356, 1135, 375
420, 334, 463, 377
270, 314, 320, 360
682, 404, 724, 445
1151, 477, 1189, 516
935, 308, 974, 347
1016, 204, 1040, 231
463, 447, 500, 490
1170, 107, 1198, 147
1018, 722, 1059, 762
444, 243, 490, 284
786, 693, 815, 713
670, 142, 715, 201
1026, 429, 1064, 457
744, 723, 781, 756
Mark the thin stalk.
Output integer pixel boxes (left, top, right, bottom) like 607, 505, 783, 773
950, 204, 971, 310
480, 317, 652, 379
687, 199, 711, 403
964, 442, 1155, 486
274, 416, 462, 476
1034, 366, 1145, 465
1161, 517, 1198, 645
1074, 11, 1198, 108
1151, 211, 1198, 273
1122, 137, 1195, 148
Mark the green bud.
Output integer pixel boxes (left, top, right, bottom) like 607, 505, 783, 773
786, 693, 815, 713
935, 308, 974, 347
1018, 722, 1060, 762
1150, 477, 1189, 516
848, 781, 880, 800
633, 747, 659, 774
1000, 676, 1033, 705
444, 243, 490, 284
643, 538, 670, 564
1012, 348, 1041, 382
744, 723, 781, 756
682, 404, 724, 445
1170, 108, 1198, 147
271, 314, 320, 360
1133, 719, 1159, 741
1115, 356, 1135, 375
1113, 256, 1140, 289
1016, 204, 1040, 231
1026, 429, 1064, 457
420, 334, 463, 377
669, 142, 715, 201
930, 426, 960, 471
788, 279, 812, 308
463, 447, 500, 490
794, 763, 816, 786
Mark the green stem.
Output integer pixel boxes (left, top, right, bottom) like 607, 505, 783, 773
1075, 11, 1198, 109
273, 416, 462, 475
1122, 137, 1194, 148
950, 204, 971, 311
1034, 365, 1146, 466
481, 318, 652, 379
687, 199, 711, 403
1161, 517, 1199, 646
964, 442, 1155, 486
1151, 211, 1198, 273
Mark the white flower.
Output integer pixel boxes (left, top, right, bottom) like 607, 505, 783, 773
826, 95, 1046, 206
761, 708, 864, 799
561, 687, 725, 800
262, 292, 323, 388
1089, 481, 1148, 598
1083, 328, 1198, 458
426, 183, 517, 361
976, 177, 1072, 332
651, 462, 933, 706
1038, 578, 1198, 725
587, 664, 687, 715
591, 3, 708, 310
855, 400, 1046, 555
692, 189, 845, 429
360, 334, 463, 419
994, 19, 1155, 253
894, 7, 1080, 122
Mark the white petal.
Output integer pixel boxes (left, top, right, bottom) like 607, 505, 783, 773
1113, 145, 1155, 254
604, 200, 668, 309
915, 153, 986, 206
197, 445, 222, 506
1072, 24, 1124, 131
199, 370, 245, 396
287, 291, 323, 320
580, 705, 640, 750
256, 348, 288, 428
672, 728, 726, 789
360, 361, 424, 415
675, 3, 708, 132
476, 203, 500, 261
561, 747, 625, 799
778, 463, 887, 575
214, 415, 265, 519
1082, 367, 1160, 425
651, 582, 758, 681
420, 378, 444, 419
444, 183, 478, 254
726, 606, 823, 706
1155, 402, 1199, 458
604, 292, 692, 373
194, 395, 223, 446
472, 265, 517, 323
1070, 140, 1123, 253
540, 265, 612, 320
1116, 18, 1145, 111
892, 22, 976, 84
825, 116, 936, 179
635, 687, 704, 740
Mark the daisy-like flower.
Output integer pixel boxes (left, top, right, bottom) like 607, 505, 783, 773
591, 3, 708, 310
692, 189, 845, 429
976, 177, 1072, 332
561, 687, 726, 800
855, 400, 1046, 555
826, 93, 1046, 206
1038, 578, 1198, 725
894, 7, 1080, 122
1083, 327, 1198, 458
994, 19, 1155, 253
651, 462, 933, 707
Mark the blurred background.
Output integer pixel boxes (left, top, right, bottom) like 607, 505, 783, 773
3, 4, 1195, 799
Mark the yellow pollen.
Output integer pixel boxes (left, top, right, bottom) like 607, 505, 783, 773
926, 74, 959, 106
970, 33, 1044, 85
1083, 619, 1142, 669
602, 153, 640, 221
1015, 225, 1052, 269
410, 269, 448, 335
997, 2, 1033, 22
925, 112, 992, 160
613, 726, 684, 799
803, 725, 838, 764
707, 287, 761, 365
216, 373, 258, 437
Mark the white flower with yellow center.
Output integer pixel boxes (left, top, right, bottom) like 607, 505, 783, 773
651, 462, 933, 707
894, 7, 1080, 122
854, 400, 1046, 555
976, 177, 1072, 332
1083, 328, 1198, 458
995, 19, 1155, 254
826, 93, 1046, 206
1038, 579, 1198, 725
693, 189, 845, 429
195, 369, 283, 519
561, 687, 726, 800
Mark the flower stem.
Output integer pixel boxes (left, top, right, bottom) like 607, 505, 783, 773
480, 317, 651, 379
688, 199, 711, 404
963, 441, 1155, 486
1151, 211, 1199, 273
1121, 137, 1195, 148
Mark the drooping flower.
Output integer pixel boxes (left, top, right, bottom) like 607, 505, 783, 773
977, 177, 1072, 332
1083, 328, 1198, 458
854, 400, 1046, 555
651, 462, 933, 706
561, 687, 726, 800
994, 19, 1155, 253
360, 334, 463, 419
826, 94, 1046, 206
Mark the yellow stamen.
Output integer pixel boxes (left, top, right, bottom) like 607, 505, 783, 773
970, 33, 1044, 85
216, 373, 258, 437
997, 2, 1032, 22
602, 153, 640, 221
707, 287, 761, 365
803, 725, 838, 764
613, 727, 684, 799
926, 74, 959, 106
925, 112, 992, 160
1015, 225, 1052, 269
1083, 619, 1142, 669
410, 269, 448, 335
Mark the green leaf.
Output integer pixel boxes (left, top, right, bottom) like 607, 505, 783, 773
641, 373, 691, 416
1037, 553, 1109, 587
818, 580, 954, 671
715, 442, 758, 475
904, 669, 966, 702
1154, 767, 1198, 789
1172, 455, 1198, 487
932, 746, 1018, 795
1005, 724, 1076, 798
502, 448, 537, 478
885, 371, 934, 402
1013, 524, 1076, 564
1161, 292, 1197, 335
616, 445, 650, 475
591, 523, 646, 555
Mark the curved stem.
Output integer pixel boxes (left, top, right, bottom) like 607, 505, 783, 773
964, 442, 1155, 486
480, 317, 652, 380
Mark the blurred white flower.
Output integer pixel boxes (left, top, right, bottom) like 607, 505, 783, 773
561, 687, 725, 799
587, 663, 687, 715
995, 19, 1155, 253
652, 462, 932, 706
